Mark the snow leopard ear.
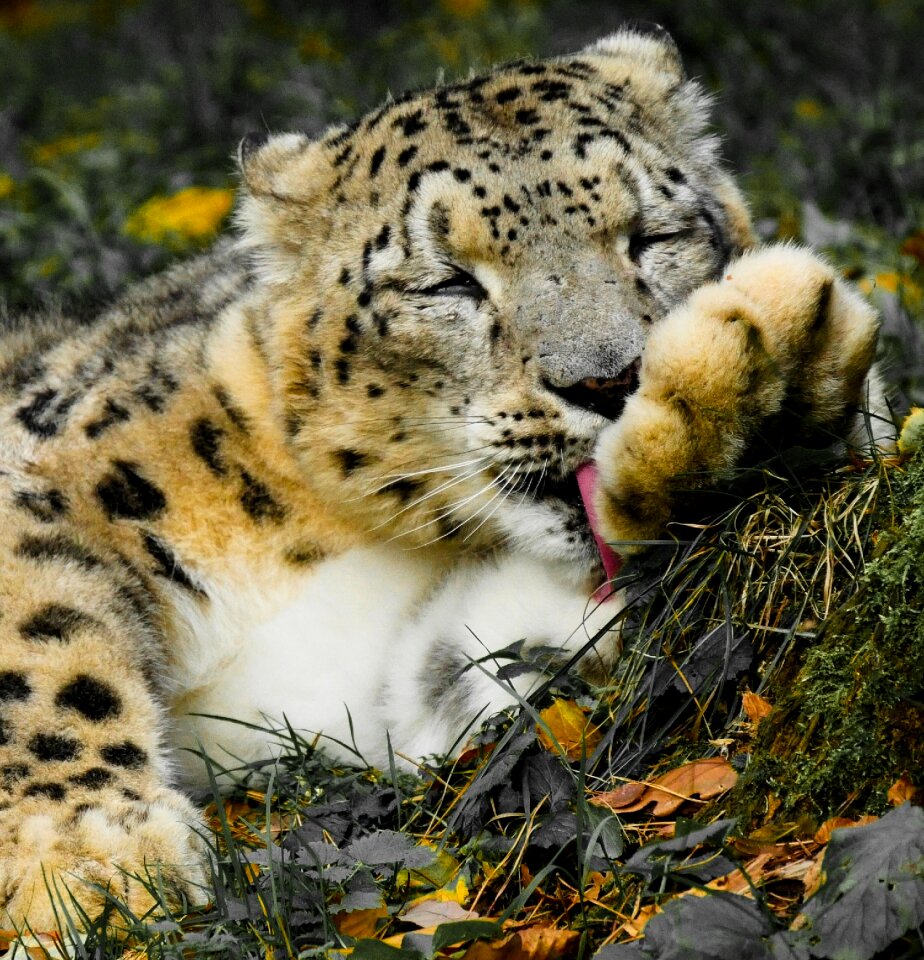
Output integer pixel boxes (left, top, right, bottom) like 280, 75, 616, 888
582, 22, 685, 85
236, 131, 331, 201
235, 131, 335, 279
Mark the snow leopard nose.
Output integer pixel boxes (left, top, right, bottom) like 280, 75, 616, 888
543, 357, 641, 420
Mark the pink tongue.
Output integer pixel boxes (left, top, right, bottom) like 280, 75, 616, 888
576, 462, 622, 596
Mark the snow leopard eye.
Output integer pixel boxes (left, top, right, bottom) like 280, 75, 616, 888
420, 271, 487, 301
627, 228, 693, 264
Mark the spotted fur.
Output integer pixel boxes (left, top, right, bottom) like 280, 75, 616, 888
0, 26, 885, 936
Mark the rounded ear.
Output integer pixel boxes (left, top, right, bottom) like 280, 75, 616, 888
235, 131, 335, 280
582, 22, 685, 84
236, 131, 323, 200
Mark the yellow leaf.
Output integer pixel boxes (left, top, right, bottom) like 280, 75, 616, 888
462, 925, 580, 960
537, 699, 601, 760
0, 172, 14, 200
742, 690, 773, 724
887, 773, 918, 806
333, 907, 387, 939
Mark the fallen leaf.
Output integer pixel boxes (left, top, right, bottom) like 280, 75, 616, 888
537, 700, 601, 761
814, 814, 878, 845
741, 690, 773, 724
401, 900, 477, 927
334, 907, 387, 939
619, 902, 660, 939
463, 925, 580, 960
591, 781, 647, 810
591, 758, 738, 816
887, 773, 918, 806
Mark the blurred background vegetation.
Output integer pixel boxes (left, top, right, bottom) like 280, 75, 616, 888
1, 0, 923, 404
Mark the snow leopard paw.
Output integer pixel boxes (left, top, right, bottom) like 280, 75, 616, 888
593, 244, 879, 548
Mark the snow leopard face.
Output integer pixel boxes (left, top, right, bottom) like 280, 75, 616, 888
236, 26, 753, 569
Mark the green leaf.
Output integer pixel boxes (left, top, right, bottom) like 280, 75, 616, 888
797, 803, 924, 960
430, 919, 504, 954
346, 830, 437, 868
352, 940, 426, 960
640, 892, 775, 959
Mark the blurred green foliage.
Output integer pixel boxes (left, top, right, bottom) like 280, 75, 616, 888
1, 0, 922, 397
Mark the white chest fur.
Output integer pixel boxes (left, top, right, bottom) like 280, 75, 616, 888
167, 546, 616, 790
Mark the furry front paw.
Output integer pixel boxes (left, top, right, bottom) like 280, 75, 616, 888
594, 244, 879, 548
0, 787, 208, 938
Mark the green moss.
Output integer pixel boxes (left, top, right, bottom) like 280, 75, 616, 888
731, 451, 924, 826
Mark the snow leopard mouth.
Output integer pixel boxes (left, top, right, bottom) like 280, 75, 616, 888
507, 468, 583, 509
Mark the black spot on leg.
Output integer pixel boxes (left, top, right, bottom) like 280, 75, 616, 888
28, 733, 82, 762
367, 384, 385, 398
190, 418, 226, 476
2, 764, 30, 788
0, 673, 31, 702
56, 675, 122, 722
0, 670, 32, 702
13, 488, 69, 523
68, 767, 114, 790
24, 782, 66, 800
96, 462, 166, 521
85, 398, 131, 439
100, 742, 147, 768
20, 604, 95, 643
142, 533, 203, 595
16, 533, 101, 570
239, 471, 287, 523
213, 385, 250, 432
0, 719, 9, 746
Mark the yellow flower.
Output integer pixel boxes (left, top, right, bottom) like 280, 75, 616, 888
123, 186, 234, 248
32, 132, 102, 164
0, 172, 14, 200
860, 271, 923, 309
441, 0, 488, 17
794, 98, 825, 121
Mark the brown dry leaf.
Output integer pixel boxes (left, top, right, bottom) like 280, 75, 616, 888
463, 925, 580, 960
592, 781, 647, 810
537, 700, 601, 761
814, 814, 878, 845
591, 757, 738, 816
619, 903, 660, 939
742, 690, 773, 724
887, 773, 918, 806
802, 855, 826, 900
333, 907, 387, 939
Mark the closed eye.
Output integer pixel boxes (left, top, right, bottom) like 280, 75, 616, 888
420, 271, 487, 300
628, 228, 693, 263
